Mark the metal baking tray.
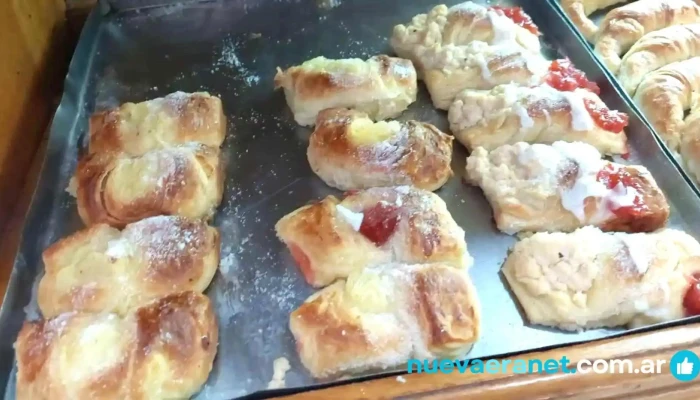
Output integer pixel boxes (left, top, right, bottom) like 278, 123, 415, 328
3, 0, 700, 399
547, 0, 700, 198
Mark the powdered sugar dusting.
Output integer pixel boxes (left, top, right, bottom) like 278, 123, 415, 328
215, 37, 260, 86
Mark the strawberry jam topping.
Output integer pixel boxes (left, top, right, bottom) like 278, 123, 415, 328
359, 202, 401, 246
684, 273, 700, 316
583, 99, 629, 133
596, 163, 646, 219
288, 244, 314, 283
489, 6, 539, 35
546, 59, 600, 94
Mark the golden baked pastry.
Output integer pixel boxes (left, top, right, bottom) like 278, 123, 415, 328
594, 0, 700, 74
38, 216, 220, 318
559, 0, 627, 42
89, 92, 226, 156
274, 55, 417, 127
307, 108, 453, 191
391, 2, 541, 75
618, 24, 700, 95
448, 83, 628, 155
290, 263, 480, 378
275, 186, 470, 288
633, 57, 700, 152
15, 292, 218, 400
680, 101, 700, 184
73, 143, 223, 227
502, 227, 700, 331
466, 142, 669, 235
421, 41, 550, 110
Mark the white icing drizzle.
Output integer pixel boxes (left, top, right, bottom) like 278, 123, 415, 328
336, 204, 364, 231
551, 142, 608, 221
473, 52, 492, 81
487, 9, 518, 45
560, 91, 595, 131
615, 233, 651, 275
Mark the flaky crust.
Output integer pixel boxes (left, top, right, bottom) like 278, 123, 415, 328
423, 43, 549, 110
89, 92, 226, 156
275, 186, 470, 288
594, 0, 700, 74
633, 57, 700, 152
73, 143, 223, 227
15, 292, 218, 400
38, 216, 220, 318
680, 102, 700, 184
618, 24, 700, 95
448, 84, 628, 155
466, 142, 669, 235
390, 2, 541, 75
307, 108, 453, 191
273, 55, 417, 127
502, 227, 700, 331
560, 0, 627, 42
289, 263, 480, 378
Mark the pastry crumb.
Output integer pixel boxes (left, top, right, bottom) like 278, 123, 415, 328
267, 357, 291, 389
396, 375, 406, 383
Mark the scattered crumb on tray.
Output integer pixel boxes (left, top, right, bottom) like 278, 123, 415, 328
396, 376, 406, 383
317, 0, 341, 9
267, 357, 291, 389
66, 177, 78, 197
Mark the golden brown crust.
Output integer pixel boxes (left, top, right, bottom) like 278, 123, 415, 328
594, 0, 700, 74
275, 186, 470, 288
15, 292, 218, 400
89, 92, 226, 156
307, 108, 453, 191
618, 24, 700, 95
74, 143, 223, 228
274, 55, 417, 126
289, 263, 480, 378
38, 216, 220, 318
560, 0, 627, 42
633, 57, 700, 151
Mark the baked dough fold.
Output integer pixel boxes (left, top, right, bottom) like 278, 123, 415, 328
448, 84, 628, 154
308, 108, 453, 191
89, 92, 226, 156
290, 263, 480, 378
274, 55, 417, 127
38, 216, 220, 318
275, 186, 470, 288
466, 142, 669, 234
503, 227, 700, 331
15, 292, 218, 400
73, 143, 223, 227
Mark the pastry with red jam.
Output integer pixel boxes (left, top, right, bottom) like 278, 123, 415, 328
275, 186, 471, 288
466, 141, 669, 235
449, 59, 629, 155
502, 226, 700, 331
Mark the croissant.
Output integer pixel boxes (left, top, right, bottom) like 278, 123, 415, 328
633, 57, 700, 151
307, 108, 453, 191
503, 227, 700, 331
421, 41, 550, 110
391, 2, 541, 75
680, 101, 700, 184
559, 0, 627, 42
290, 263, 480, 378
38, 216, 220, 318
73, 143, 223, 227
275, 186, 470, 288
274, 55, 417, 127
594, 0, 700, 74
466, 142, 670, 235
448, 83, 628, 155
618, 24, 700, 95
89, 92, 226, 156
15, 292, 218, 400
